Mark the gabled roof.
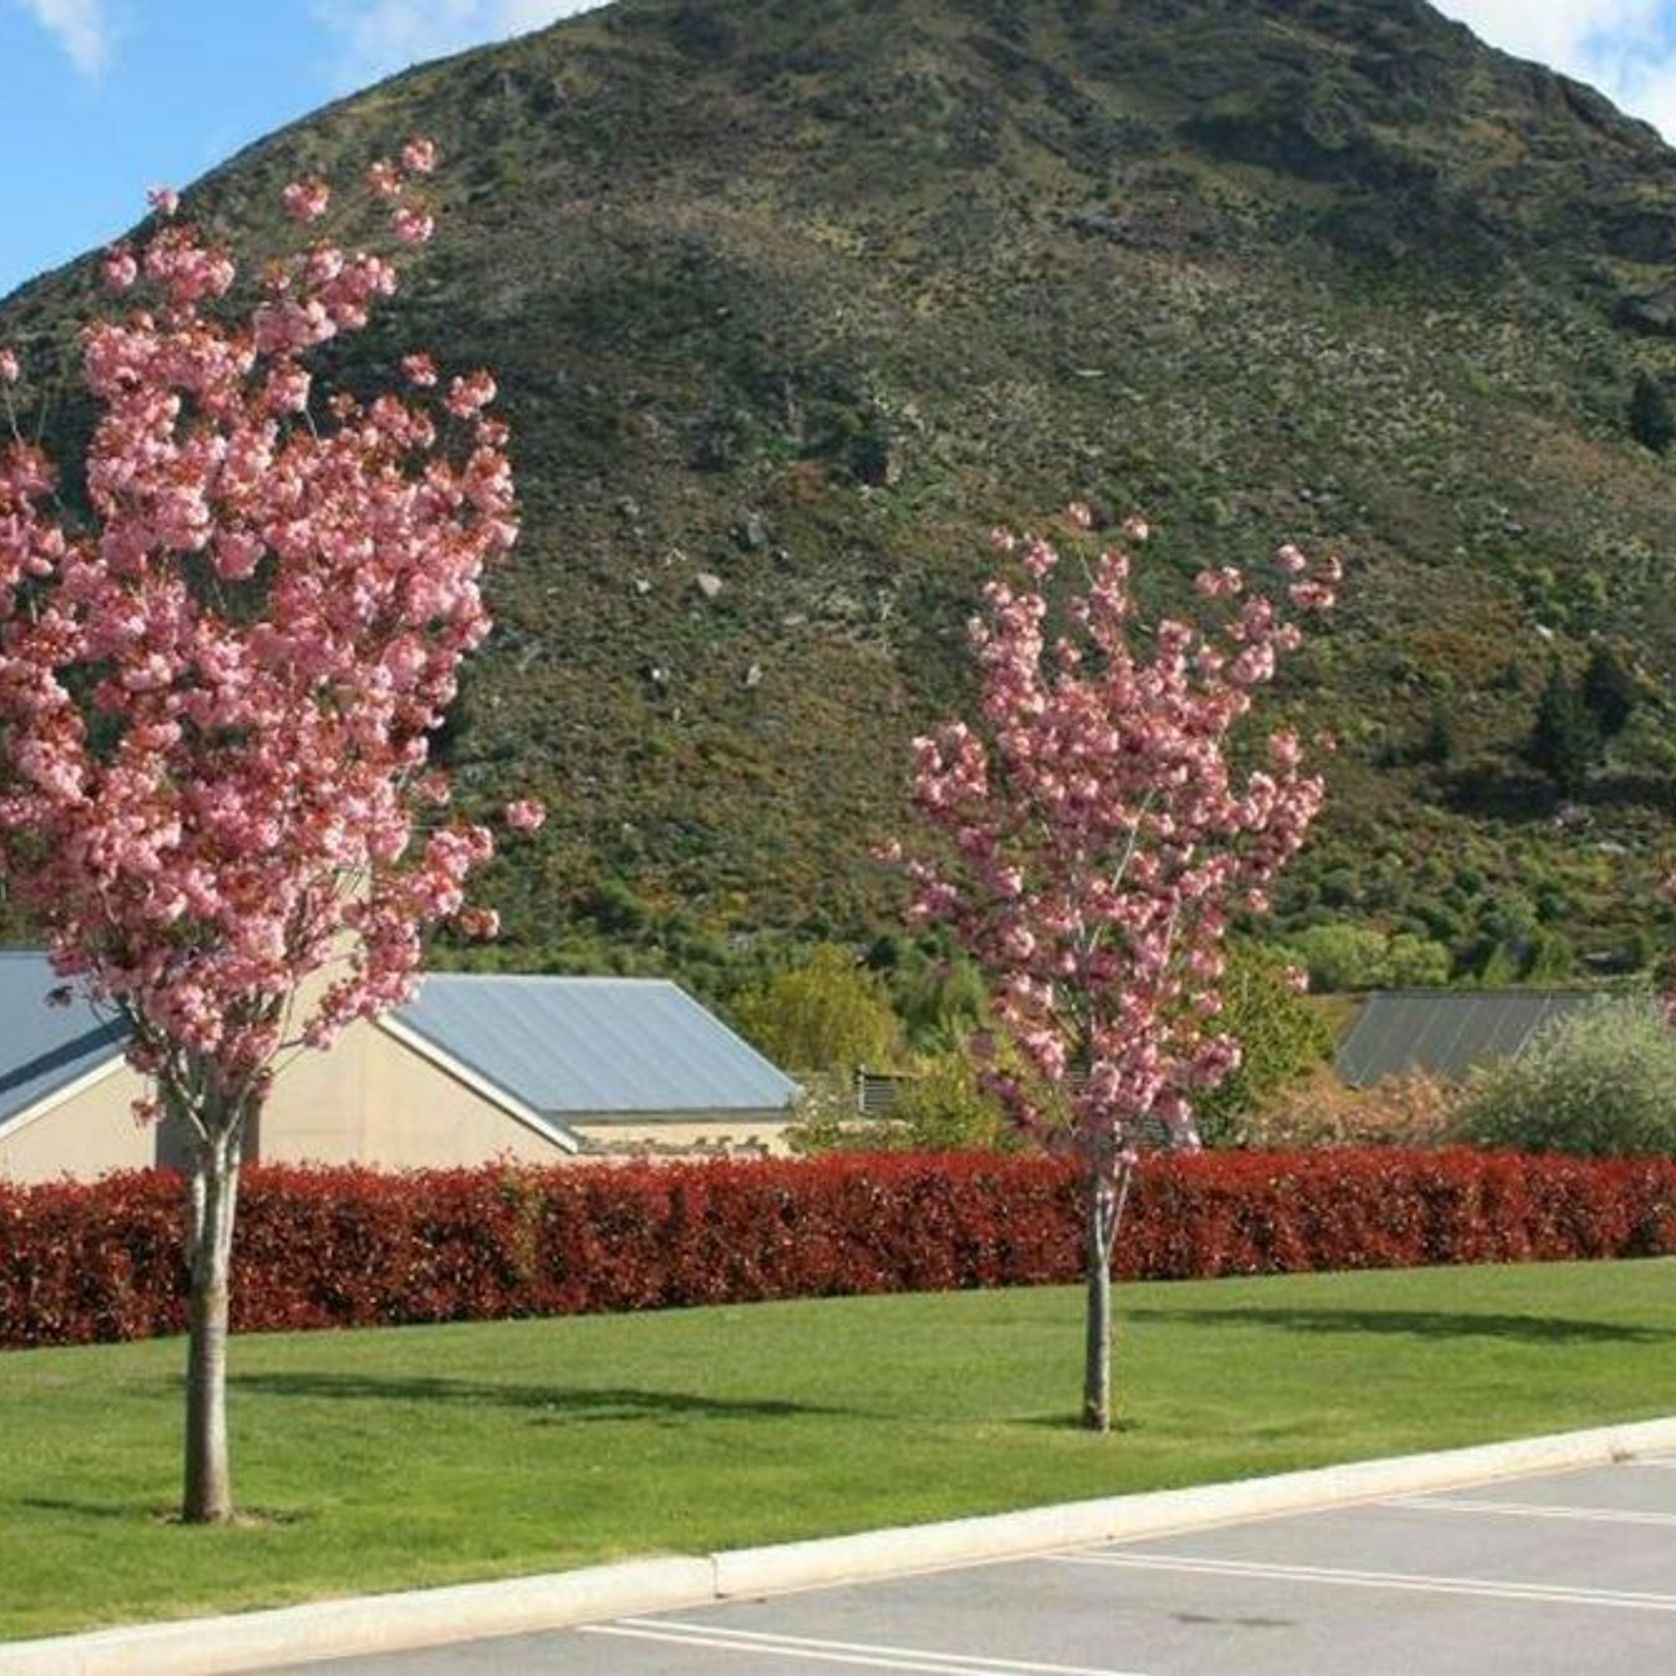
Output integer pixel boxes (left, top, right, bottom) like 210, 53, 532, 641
0, 952, 126, 1126
395, 974, 800, 1116
0, 956, 798, 1134
1335, 989, 1629, 1087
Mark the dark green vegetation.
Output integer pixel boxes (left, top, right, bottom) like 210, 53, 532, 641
7, 0, 1676, 998
3, 1259, 1673, 1639
1456, 997, 1676, 1154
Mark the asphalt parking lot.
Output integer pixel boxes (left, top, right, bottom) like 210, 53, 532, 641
296, 1455, 1676, 1674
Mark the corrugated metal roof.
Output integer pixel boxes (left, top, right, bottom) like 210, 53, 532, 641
1335, 989, 1626, 1087
0, 957, 798, 1128
0, 952, 126, 1126
396, 975, 800, 1116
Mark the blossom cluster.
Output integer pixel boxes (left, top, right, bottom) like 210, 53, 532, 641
0, 143, 536, 1108
904, 509, 1338, 1175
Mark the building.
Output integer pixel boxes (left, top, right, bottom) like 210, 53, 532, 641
1334, 988, 1631, 1087
0, 955, 799, 1181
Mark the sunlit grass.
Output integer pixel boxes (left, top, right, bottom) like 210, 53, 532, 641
4, 1258, 1673, 1640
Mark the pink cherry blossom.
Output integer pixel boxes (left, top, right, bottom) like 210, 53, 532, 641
147, 186, 181, 217
281, 179, 332, 223
504, 798, 546, 833
446, 370, 497, 417
0, 139, 520, 1523
103, 246, 139, 293
0, 349, 16, 384
900, 511, 1338, 1429
401, 137, 438, 175
390, 207, 434, 246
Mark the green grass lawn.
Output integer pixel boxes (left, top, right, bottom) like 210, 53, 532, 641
5, 1259, 1675, 1641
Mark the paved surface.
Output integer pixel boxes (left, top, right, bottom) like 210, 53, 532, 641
284, 1454, 1676, 1674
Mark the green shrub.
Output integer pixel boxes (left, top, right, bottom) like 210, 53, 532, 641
1629, 368, 1675, 453
1454, 999, 1676, 1157
1528, 663, 1598, 795
1383, 933, 1453, 987
1192, 944, 1335, 1147
1285, 923, 1391, 991
785, 1055, 1016, 1155
735, 944, 901, 1073
883, 1053, 1015, 1152
1283, 922, 1452, 992
888, 952, 989, 1053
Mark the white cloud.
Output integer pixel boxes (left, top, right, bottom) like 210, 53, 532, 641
12, 0, 112, 77
1433, 0, 1676, 140
312, 0, 607, 92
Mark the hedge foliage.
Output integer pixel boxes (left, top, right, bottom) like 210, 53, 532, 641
3, 1150, 1674, 1349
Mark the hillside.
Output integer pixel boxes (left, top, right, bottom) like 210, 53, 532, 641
6, 0, 1676, 996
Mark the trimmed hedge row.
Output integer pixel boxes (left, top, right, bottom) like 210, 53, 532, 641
3, 1149, 1674, 1349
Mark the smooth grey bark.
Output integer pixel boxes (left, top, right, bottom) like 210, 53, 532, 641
182, 1088, 247, 1524
1081, 1159, 1133, 1434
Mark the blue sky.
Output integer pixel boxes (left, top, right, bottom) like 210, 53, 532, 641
2, 0, 1675, 300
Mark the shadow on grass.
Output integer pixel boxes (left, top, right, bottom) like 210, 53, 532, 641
229, 1373, 857, 1423
1014, 1413, 1143, 1433
1124, 1307, 1672, 1345
15, 1496, 156, 1522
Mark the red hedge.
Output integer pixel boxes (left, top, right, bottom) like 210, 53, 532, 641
2, 1149, 1674, 1349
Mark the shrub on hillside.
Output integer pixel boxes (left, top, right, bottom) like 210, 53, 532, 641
1283, 923, 1453, 992
1454, 1000, 1676, 1158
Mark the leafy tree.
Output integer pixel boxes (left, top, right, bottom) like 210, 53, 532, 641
1629, 369, 1676, 454
734, 943, 900, 1072
0, 147, 529, 1522
1383, 933, 1453, 987
1581, 642, 1637, 740
1285, 922, 1392, 992
1418, 702, 1457, 766
888, 947, 989, 1052
883, 1051, 1015, 1150
902, 509, 1336, 1430
788, 1050, 1016, 1155
1528, 662, 1598, 795
1191, 944, 1334, 1147
1455, 1000, 1676, 1156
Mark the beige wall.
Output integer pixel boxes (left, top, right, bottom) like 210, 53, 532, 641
0, 1061, 155, 1182
263, 1020, 565, 1168
0, 1024, 570, 1182
570, 1114, 795, 1158
0, 1031, 793, 1181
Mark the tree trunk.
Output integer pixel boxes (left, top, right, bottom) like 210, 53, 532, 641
1081, 1160, 1131, 1433
183, 1105, 243, 1524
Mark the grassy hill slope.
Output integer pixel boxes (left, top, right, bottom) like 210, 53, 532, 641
6, 0, 1676, 995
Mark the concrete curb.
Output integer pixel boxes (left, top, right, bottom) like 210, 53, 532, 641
9, 1414, 1676, 1674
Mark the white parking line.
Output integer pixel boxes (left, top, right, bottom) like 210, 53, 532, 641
1053, 1552, 1676, 1613
1628, 1459, 1676, 1470
1383, 1496, 1676, 1528
579, 1620, 1146, 1676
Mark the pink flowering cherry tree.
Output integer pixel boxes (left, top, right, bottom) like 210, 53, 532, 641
0, 142, 537, 1522
902, 508, 1338, 1431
